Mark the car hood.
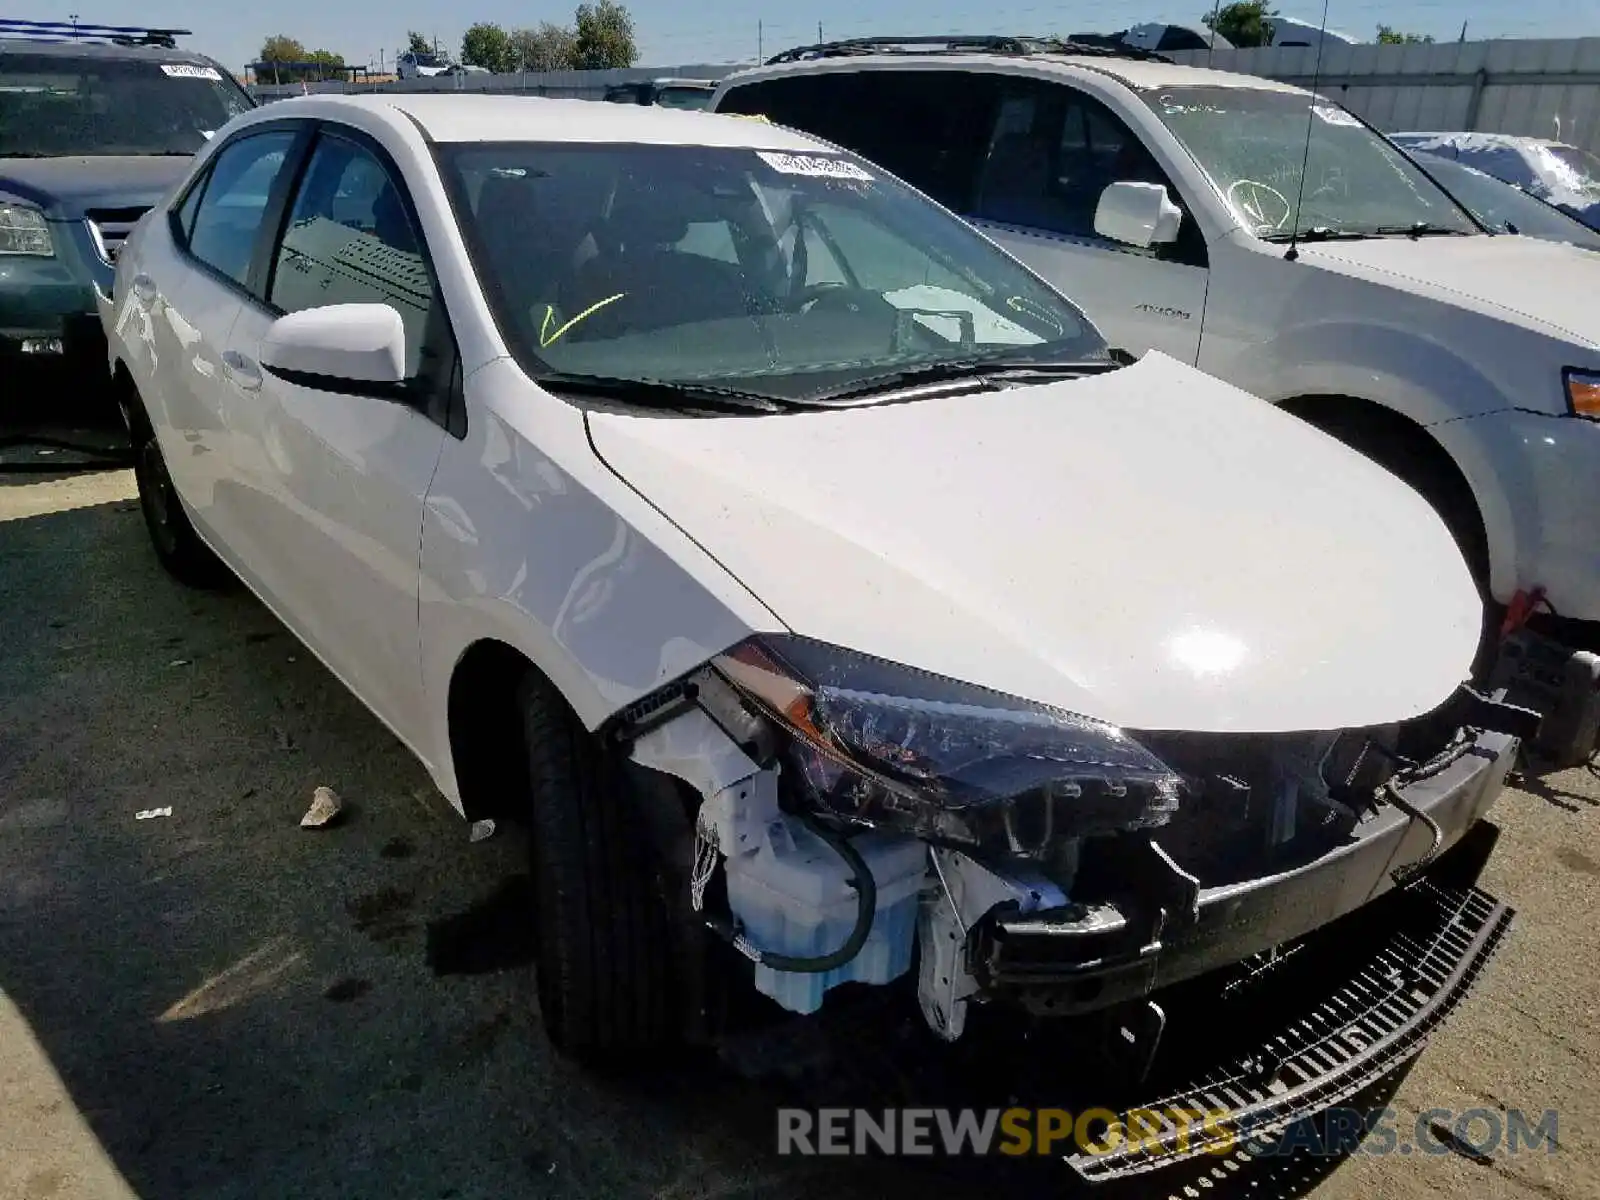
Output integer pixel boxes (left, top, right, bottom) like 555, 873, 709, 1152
0, 155, 193, 220
1297, 234, 1600, 347
585, 353, 1482, 734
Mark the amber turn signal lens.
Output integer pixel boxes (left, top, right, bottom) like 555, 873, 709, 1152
1566, 371, 1600, 418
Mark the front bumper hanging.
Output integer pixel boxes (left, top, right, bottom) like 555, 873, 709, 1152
1065, 875, 1513, 1181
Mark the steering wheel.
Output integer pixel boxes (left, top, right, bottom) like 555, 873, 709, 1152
789, 281, 854, 312
1227, 178, 1292, 231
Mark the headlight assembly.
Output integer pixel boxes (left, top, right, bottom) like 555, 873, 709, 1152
701, 635, 1182, 859
0, 203, 53, 257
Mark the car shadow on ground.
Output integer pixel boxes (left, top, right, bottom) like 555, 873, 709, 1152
1507, 761, 1600, 814
0, 488, 1414, 1200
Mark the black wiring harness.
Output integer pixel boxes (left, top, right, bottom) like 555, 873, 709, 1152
1369, 729, 1481, 884
702, 811, 879, 974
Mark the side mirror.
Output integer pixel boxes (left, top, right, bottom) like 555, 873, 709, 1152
1094, 181, 1183, 249
261, 303, 406, 395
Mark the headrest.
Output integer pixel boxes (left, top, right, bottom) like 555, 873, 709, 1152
604, 185, 691, 249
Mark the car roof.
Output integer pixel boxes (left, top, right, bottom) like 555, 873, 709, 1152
720, 51, 1305, 96
1055, 54, 1301, 92
1394, 131, 1559, 151
268, 93, 833, 150
0, 38, 220, 64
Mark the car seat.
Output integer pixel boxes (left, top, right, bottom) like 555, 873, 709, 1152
560, 184, 749, 340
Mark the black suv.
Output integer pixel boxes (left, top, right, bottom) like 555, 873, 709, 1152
0, 20, 253, 416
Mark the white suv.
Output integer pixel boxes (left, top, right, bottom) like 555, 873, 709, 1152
396, 49, 450, 79
713, 37, 1600, 652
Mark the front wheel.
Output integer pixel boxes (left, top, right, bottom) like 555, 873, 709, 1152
131, 413, 226, 588
518, 673, 680, 1064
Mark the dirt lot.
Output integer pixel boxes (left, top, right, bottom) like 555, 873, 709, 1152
1, 463, 1597, 1200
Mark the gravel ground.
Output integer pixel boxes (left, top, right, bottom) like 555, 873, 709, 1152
1, 465, 1595, 1200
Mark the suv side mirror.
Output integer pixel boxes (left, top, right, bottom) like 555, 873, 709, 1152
1095, 181, 1183, 249
261, 303, 407, 397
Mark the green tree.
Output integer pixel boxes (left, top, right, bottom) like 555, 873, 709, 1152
257, 35, 345, 82
407, 31, 434, 56
1202, 2, 1277, 48
462, 22, 514, 72
1376, 24, 1434, 44
510, 22, 579, 71
573, 0, 638, 69
306, 49, 346, 76
259, 34, 307, 65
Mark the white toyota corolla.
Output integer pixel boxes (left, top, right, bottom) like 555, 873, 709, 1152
104, 94, 1520, 1172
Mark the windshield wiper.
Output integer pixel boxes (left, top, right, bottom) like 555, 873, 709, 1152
538, 372, 806, 414
1266, 222, 1469, 243
1368, 222, 1471, 238
1262, 226, 1377, 243
806, 357, 1120, 404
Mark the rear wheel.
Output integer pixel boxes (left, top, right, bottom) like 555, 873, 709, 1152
517, 673, 680, 1064
129, 403, 226, 588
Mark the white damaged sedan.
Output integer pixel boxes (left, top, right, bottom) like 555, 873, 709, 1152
105, 94, 1521, 1173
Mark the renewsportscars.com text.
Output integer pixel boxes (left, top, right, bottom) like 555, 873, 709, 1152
776, 1106, 1559, 1160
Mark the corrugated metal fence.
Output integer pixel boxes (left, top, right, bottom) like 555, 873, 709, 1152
1168, 38, 1600, 153
252, 38, 1600, 154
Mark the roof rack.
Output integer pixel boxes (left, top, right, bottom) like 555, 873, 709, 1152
763, 34, 1172, 66
0, 18, 190, 48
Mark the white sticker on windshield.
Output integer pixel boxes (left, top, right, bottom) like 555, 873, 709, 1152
756, 151, 874, 181
161, 63, 223, 81
1312, 104, 1361, 127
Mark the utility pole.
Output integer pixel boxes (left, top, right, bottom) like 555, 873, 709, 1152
758, 20, 763, 62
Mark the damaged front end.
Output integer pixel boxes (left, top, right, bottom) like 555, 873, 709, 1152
617, 633, 1520, 1167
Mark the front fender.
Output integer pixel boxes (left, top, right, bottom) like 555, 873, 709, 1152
1240, 320, 1514, 429
417, 362, 787, 808
1433, 409, 1600, 616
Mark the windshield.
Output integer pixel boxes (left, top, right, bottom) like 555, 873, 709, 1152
1539, 144, 1600, 201
437, 142, 1108, 403
1413, 153, 1600, 248
407, 52, 445, 67
1143, 86, 1476, 240
0, 54, 252, 157
654, 86, 713, 111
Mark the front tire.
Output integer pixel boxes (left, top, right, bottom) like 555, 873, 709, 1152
130, 407, 226, 588
518, 673, 678, 1064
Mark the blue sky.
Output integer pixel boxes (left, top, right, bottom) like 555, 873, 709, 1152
17, 0, 1593, 74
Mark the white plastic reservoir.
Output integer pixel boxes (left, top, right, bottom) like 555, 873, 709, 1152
724, 818, 929, 1015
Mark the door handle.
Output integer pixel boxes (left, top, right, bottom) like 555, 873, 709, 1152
132, 273, 157, 302
222, 349, 263, 391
